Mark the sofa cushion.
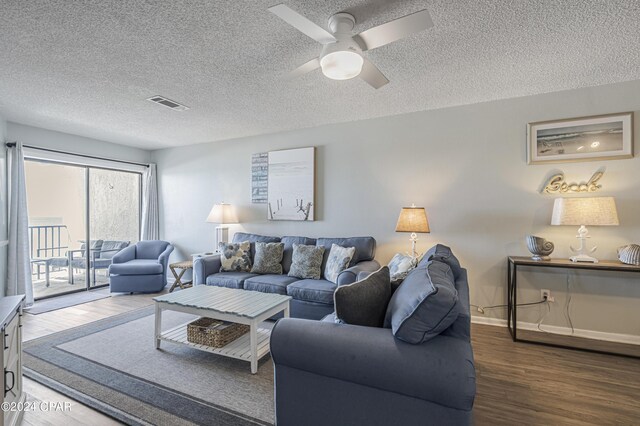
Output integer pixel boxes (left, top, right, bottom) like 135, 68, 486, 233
288, 244, 325, 280
232, 232, 280, 260
136, 240, 170, 259
324, 244, 356, 284
100, 240, 129, 260
385, 260, 459, 344
281, 236, 317, 274
251, 242, 284, 274
420, 244, 463, 279
109, 259, 162, 275
205, 272, 258, 289
334, 266, 392, 327
80, 239, 103, 257
244, 274, 299, 295
287, 279, 336, 305
219, 241, 252, 272
316, 237, 376, 276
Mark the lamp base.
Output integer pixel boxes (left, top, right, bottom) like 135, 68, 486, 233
215, 226, 229, 252
570, 254, 598, 263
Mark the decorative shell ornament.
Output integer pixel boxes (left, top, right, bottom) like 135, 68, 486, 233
617, 244, 640, 266
525, 235, 554, 261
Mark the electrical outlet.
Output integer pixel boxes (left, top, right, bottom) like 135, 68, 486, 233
541, 289, 555, 302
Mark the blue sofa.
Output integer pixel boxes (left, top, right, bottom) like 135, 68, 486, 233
193, 232, 380, 320
108, 240, 174, 293
270, 261, 476, 425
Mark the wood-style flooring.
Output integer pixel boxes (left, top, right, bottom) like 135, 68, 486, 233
20, 291, 640, 425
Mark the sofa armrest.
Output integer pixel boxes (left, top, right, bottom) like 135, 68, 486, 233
271, 318, 475, 411
158, 244, 174, 267
337, 260, 381, 285
111, 245, 136, 264
193, 255, 222, 285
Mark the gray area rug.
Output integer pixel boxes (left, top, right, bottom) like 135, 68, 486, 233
26, 289, 111, 314
24, 306, 274, 425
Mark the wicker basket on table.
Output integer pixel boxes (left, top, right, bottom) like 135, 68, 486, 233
187, 318, 249, 348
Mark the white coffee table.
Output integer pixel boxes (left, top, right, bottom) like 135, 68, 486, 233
153, 285, 291, 373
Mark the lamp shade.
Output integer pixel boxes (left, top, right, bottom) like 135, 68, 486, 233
206, 203, 238, 224
395, 206, 430, 233
551, 197, 619, 226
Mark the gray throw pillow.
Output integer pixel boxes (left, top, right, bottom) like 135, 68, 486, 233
251, 242, 284, 274
324, 244, 356, 283
287, 244, 325, 280
384, 260, 459, 344
219, 241, 252, 272
334, 266, 392, 327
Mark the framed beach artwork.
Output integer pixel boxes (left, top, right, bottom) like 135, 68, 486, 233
267, 147, 315, 221
527, 112, 634, 164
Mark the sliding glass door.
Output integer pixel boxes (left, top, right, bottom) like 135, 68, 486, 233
25, 160, 141, 299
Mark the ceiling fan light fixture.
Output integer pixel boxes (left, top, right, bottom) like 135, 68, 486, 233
320, 50, 363, 80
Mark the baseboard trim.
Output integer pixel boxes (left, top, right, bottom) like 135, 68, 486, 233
471, 316, 640, 345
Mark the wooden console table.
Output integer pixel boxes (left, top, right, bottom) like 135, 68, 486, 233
507, 256, 640, 358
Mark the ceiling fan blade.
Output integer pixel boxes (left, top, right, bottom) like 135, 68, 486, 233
289, 58, 320, 79
359, 58, 389, 89
355, 9, 433, 51
269, 4, 336, 45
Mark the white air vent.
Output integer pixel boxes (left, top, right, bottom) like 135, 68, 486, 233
146, 96, 189, 111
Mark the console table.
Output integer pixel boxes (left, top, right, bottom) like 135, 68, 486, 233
507, 256, 640, 358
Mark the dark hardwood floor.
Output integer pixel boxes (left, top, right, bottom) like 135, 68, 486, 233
472, 323, 640, 425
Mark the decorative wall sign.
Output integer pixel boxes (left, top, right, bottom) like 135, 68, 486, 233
251, 152, 268, 204
542, 170, 604, 194
268, 147, 315, 221
527, 112, 633, 164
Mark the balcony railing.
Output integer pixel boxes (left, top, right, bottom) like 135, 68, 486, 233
29, 225, 68, 260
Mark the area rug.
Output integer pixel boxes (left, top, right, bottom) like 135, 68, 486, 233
26, 289, 111, 314
24, 306, 274, 425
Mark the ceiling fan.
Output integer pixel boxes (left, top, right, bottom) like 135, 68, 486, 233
268, 4, 434, 89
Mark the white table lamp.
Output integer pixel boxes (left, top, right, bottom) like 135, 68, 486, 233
551, 197, 619, 263
396, 204, 430, 261
206, 203, 238, 251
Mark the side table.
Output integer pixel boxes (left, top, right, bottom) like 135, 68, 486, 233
169, 260, 194, 292
507, 256, 640, 358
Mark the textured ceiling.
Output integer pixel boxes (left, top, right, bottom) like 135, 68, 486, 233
1, 0, 640, 150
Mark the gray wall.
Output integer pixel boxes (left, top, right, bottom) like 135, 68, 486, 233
153, 80, 640, 336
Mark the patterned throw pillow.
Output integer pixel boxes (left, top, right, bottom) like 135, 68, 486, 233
219, 241, 252, 272
388, 253, 415, 282
251, 242, 285, 274
287, 244, 325, 280
324, 244, 356, 283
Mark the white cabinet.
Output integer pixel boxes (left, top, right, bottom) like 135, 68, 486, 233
0, 296, 25, 426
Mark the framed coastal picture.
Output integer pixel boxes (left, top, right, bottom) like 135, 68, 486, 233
267, 147, 315, 221
527, 112, 634, 164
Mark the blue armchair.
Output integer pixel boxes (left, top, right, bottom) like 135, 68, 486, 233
108, 240, 174, 293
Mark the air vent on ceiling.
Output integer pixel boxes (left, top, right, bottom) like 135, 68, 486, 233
146, 96, 189, 111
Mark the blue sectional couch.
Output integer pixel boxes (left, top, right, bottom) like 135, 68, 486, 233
193, 232, 380, 320
270, 252, 476, 425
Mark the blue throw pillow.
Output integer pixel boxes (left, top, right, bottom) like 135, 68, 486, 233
384, 260, 459, 344
420, 244, 463, 279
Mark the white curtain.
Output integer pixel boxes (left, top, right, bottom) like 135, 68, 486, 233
141, 163, 159, 240
7, 142, 34, 306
